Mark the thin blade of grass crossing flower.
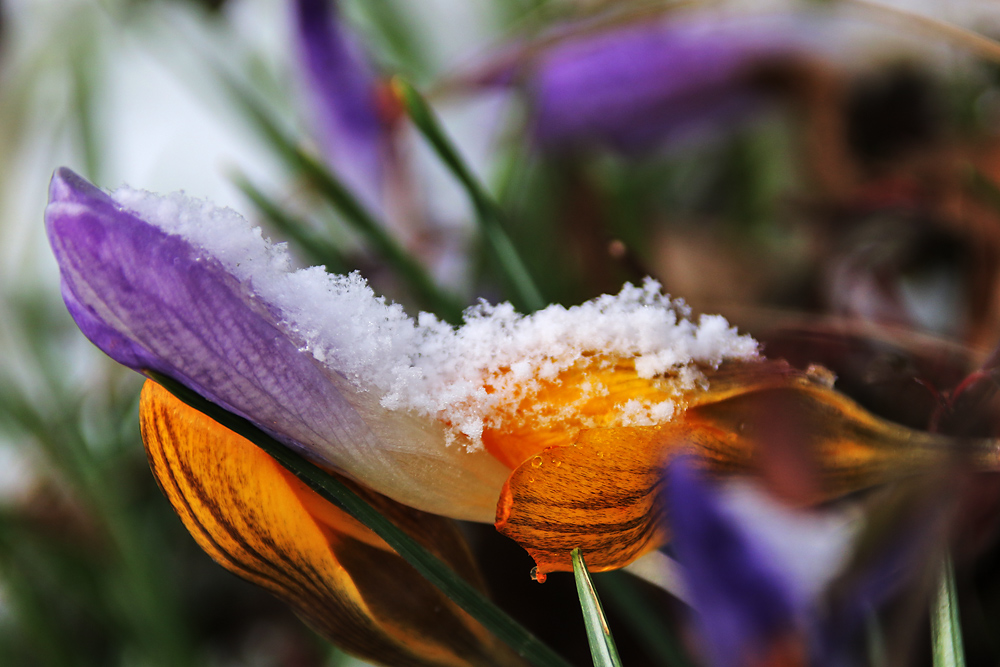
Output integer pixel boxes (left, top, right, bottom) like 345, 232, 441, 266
391, 77, 545, 313
230, 170, 350, 274
351, 0, 433, 80
931, 554, 966, 667
146, 372, 573, 667
595, 571, 693, 667
572, 549, 623, 667
140, 379, 525, 667
216, 70, 464, 323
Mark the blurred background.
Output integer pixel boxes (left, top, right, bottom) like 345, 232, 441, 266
6, 0, 1000, 665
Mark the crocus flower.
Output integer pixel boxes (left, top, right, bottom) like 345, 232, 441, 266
45, 167, 995, 660
293, 0, 389, 213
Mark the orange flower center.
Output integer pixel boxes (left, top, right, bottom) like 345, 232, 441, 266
479, 356, 694, 469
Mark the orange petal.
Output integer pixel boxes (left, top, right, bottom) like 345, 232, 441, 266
140, 380, 520, 667
496, 360, 964, 580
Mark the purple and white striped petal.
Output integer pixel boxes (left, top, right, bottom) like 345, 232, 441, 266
293, 0, 387, 213
45, 167, 508, 521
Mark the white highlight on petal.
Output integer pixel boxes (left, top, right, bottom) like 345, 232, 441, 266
111, 185, 759, 449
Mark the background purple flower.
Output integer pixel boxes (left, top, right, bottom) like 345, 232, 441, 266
529, 14, 811, 153
294, 0, 388, 212
665, 454, 951, 667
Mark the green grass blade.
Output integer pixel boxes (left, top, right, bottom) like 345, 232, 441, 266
572, 548, 624, 667
217, 71, 465, 323
230, 171, 350, 274
345, 0, 432, 79
931, 554, 965, 667
391, 77, 546, 313
595, 571, 691, 667
149, 372, 573, 667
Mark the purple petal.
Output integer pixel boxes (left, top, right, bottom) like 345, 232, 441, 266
666, 457, 799, 667
45, 168, 511, 521
530, 15, 807, 152
46, 168, 373, 458
294, 0, 386, 212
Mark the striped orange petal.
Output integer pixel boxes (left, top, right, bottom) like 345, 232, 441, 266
495, 360, 975, 581
140, 380, 522, 667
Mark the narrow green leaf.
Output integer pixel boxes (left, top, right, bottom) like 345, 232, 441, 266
216, 71, 465, 324
931, 554, 965, 667
230, 170, 350, 274
344, 0, 432, 79
572, 548, 624, 667
149, 372, 573, 667
596, 571, 692, 667
391, 76, 546, 313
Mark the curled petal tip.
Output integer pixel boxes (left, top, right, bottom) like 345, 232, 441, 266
48, 167, 95, 202
45, 167, 118, 236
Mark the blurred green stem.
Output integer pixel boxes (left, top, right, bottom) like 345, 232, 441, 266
931, 554, 966, 667
231, 170, 350, 274
392, 77, 546, 313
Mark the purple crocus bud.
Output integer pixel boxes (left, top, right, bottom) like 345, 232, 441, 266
666, 457, 802, 667
293, 0, 388, 212
529, 13, 810, 152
